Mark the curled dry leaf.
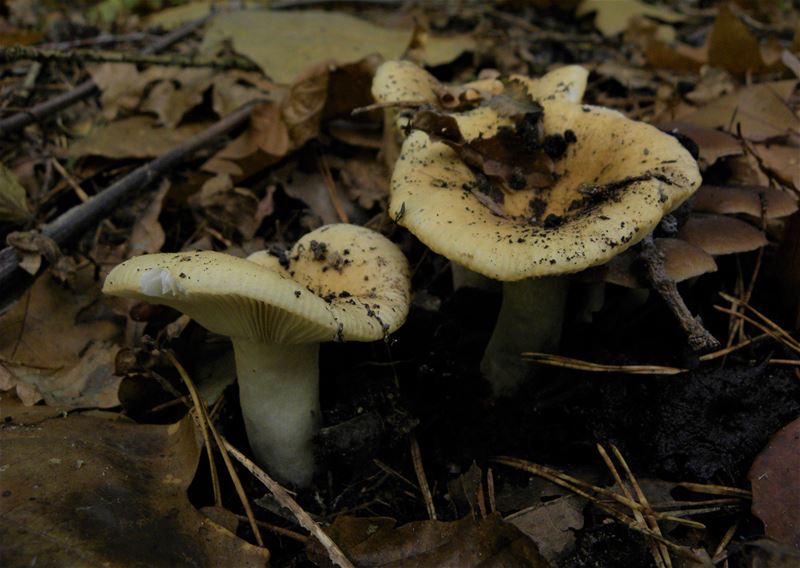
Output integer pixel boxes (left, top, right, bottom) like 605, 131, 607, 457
306, 513, 551, 568
576, 0, 685, 38
0, 403, 269, 567
0, 265, 121, 408
748, 417, 800, 550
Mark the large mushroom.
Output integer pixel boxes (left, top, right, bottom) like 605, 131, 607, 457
384, 64, 701, 395
104, 224, 410, 486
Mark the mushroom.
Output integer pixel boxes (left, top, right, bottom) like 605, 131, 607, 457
387, 80, 701, 394
372, 60, 590, 291
104, 224, 410, 486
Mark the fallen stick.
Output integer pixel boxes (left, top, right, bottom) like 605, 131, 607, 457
1, 45, 258, 72
0, 102, 255, 311
0, 12, 213, 136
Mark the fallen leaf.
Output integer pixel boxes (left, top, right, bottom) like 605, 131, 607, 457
281, 170, 358, 226
576, 0, 685, 37
0, 406, 269, 566
212, 73, 274, 117
145, 0, 214, 28
189, 174, 263, 239
708, 4, 773, 75
141, 69, 215, 128
88, 64, 172, 119
128, 180, 169, 255
306, 514, 550, 568
329, 156, 390, 209
749, 417, 800, 550
0, 163, 31, 223
65, 116, 208, 159
678, 80, 799, 141
0, 265, 121, 408
506, 495, 586, 564
751, 143, 800, 190
201, 10, 473, 84
658, 122, 743, 168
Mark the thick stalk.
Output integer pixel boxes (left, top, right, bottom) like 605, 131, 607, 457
481, 276, 569, 396
451, 262, 499, 291
232, 338, 320, 487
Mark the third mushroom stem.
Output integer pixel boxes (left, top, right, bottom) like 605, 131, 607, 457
480, 275, 569, 396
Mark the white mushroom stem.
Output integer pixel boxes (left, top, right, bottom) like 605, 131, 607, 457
451, 262, 499, 291
232, 338, 320, 487
480, 276, 569, 396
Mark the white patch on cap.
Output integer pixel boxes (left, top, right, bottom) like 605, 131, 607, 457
139, 268, 185, 297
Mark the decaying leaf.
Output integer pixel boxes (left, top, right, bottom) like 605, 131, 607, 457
0, 265, 121, 408
506, 495, 585, 564
707, 4, 779, 75
65, 116, 208, 159
678, 80, 799, 141
128, 180, 169, 256
306, 514, 550, 568
201, 10, 473, 84
658, 122, 743, 168
748, 417, 800, 550
576, 0, 685, 38
141, 68, 214, 128
0, 403, 269, 567
0, 163, 31, 223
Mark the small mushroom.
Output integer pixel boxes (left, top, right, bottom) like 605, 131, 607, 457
104, 224, 410, 486
691, 185, 797, 220
601, 238, 718, 289
388, 82, 701, 394
677, 215, 768, 255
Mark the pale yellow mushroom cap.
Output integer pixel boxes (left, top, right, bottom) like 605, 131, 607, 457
388, 101, 702, 280
103, 224, 410, 344
371, 61, 588, 132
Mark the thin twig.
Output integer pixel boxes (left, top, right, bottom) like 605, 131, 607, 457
0, 12, 213, 136
166, 351, 264, 547
719, 292, 800, 351
233, 514, 309, 543
699, 333, 769, 361
165, 352, 221, 506
1, 44, 259, 72
493, 456, 705, 561
410, 435, 437, 520
713, 306, 800, 356
0, 102, 257, 312
521, 352, 686, 375
597, 444, 669, 568
37, 32, 151, 51
640, 235, 720, 351
222, 441, 356, 568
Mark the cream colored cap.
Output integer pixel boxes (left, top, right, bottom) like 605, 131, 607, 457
388, 100, 702, 280
371, 61, 587, 116
104, 224, 410, 344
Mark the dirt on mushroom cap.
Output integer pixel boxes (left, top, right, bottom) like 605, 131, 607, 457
104, 224, 410, 344
389, 100, 702, 281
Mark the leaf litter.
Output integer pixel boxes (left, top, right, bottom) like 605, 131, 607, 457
0, 1, 799, 567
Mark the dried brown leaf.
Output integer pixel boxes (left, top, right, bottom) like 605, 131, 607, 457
678, 80, 799, 141
0, 407, 269, 567
0, 265, 121, 408
748, 417, 800, 550
306, 514, 550, 568
65, 116, 208, 159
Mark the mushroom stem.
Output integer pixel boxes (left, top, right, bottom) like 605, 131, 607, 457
480, 276, 569, 396
232, 338, 320, 487
451, 262, 499, 291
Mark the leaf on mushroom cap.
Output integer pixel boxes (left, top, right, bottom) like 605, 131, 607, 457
389, 101, 702, 280
371, 61, 587, 116
692, 185, 798, 219
104, 224, 410, 344
677, 214, 768, 255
